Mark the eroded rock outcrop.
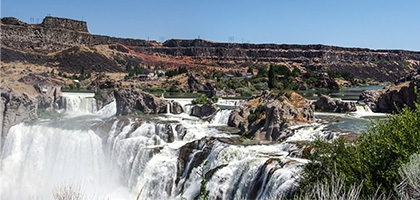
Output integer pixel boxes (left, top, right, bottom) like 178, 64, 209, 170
316, 75, 340, 90
314, 94, 356, 113
0, 88, 38, 139
90, 75, 118, 110
187, 73, 215, 94
358, 70, 420, 113
169, 101, 184, 114
228, 91, 314, 141
114, 86, 167, 115
190, 103, 219, 120
42, 16, 88, 32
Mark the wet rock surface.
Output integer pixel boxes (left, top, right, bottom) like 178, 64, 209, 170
0, 88, 38, 139
315, 94, 356, 113
190, 103, 219, 120
169, 100, 184, 114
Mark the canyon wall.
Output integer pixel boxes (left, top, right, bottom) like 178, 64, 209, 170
2, 16, 420, 81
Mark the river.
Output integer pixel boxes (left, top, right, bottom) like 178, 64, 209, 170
0, 89, 386, 200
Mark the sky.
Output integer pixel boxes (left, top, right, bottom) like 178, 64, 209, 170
1, 0, 420, 51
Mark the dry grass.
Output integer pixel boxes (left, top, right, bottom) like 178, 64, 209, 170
1, 62, 54, 94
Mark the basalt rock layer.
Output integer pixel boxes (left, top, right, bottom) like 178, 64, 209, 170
2, 16, 420, 82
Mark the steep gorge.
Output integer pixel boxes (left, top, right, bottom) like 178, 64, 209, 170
2, 16, 420, 82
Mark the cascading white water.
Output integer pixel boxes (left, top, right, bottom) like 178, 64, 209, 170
353, 104, 387, 117
57, 92, 98, 115
0, 93, 131, 200
1, 95, 348, 200
210, 109, 232, 125
216, 98, 245, 107
0, 123, 113, 199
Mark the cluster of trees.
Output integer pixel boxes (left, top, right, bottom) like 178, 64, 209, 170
191, 93, 219, 105
57, 67, 91, 81
327, 70, 356, 84
124, 64, 147, 79
211, 63, 355, 97
165, 67, 188, 77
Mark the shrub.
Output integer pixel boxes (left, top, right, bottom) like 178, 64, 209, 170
192, 93, 210, 105
397, 153, 420, 199
248, 104, 266, 122
297, 97, 420, 197
236, 87, 252, 97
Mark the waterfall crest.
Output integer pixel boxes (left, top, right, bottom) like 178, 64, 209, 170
56, 92, 97, 115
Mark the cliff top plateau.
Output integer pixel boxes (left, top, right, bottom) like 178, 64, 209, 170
2, 16, 420, 95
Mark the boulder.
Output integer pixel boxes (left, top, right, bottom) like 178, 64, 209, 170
175, 124, 187, 140
187, 73, 215, 96
169, 101, 184, 114
315, 94, 356, 113
316, 75, 339, 90
0, 88, 38, 140
357, 90, 381, 111
358, 71, 420, 113
228, 91, 314, 141
37, 86, 62, 111
190, 103, 219, 120
90, 74, 118, 110
114, 86, 167, 115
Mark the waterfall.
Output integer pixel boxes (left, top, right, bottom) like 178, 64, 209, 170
355, 104, 372, 113
210, 109, 232, 125
1, 94, 328, 200
56, 92, 97, 115
96, 100, 117, 117
216, 98, 245, 107
353, 104, 387, 117
0, 119, 130, 200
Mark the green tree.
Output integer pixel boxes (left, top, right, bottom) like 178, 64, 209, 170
247, 66, 253, 74
268, 64, 290, 89
257, 66, 268, 78
298, 95, 420, 197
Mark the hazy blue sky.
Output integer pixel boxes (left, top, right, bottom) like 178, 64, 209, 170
2, 0, 419, 51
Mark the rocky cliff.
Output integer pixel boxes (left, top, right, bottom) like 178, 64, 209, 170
114, 86, 167, 115
0, 88, 38, 142
2, 16, 420, 82
358, 69, 420, 113
228, 91, 314, 141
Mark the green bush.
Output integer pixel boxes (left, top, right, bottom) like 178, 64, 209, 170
192, 93, 211, 105
236, 87, 252, 97
297, 97, 420, 197
248, 104, 266, 122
